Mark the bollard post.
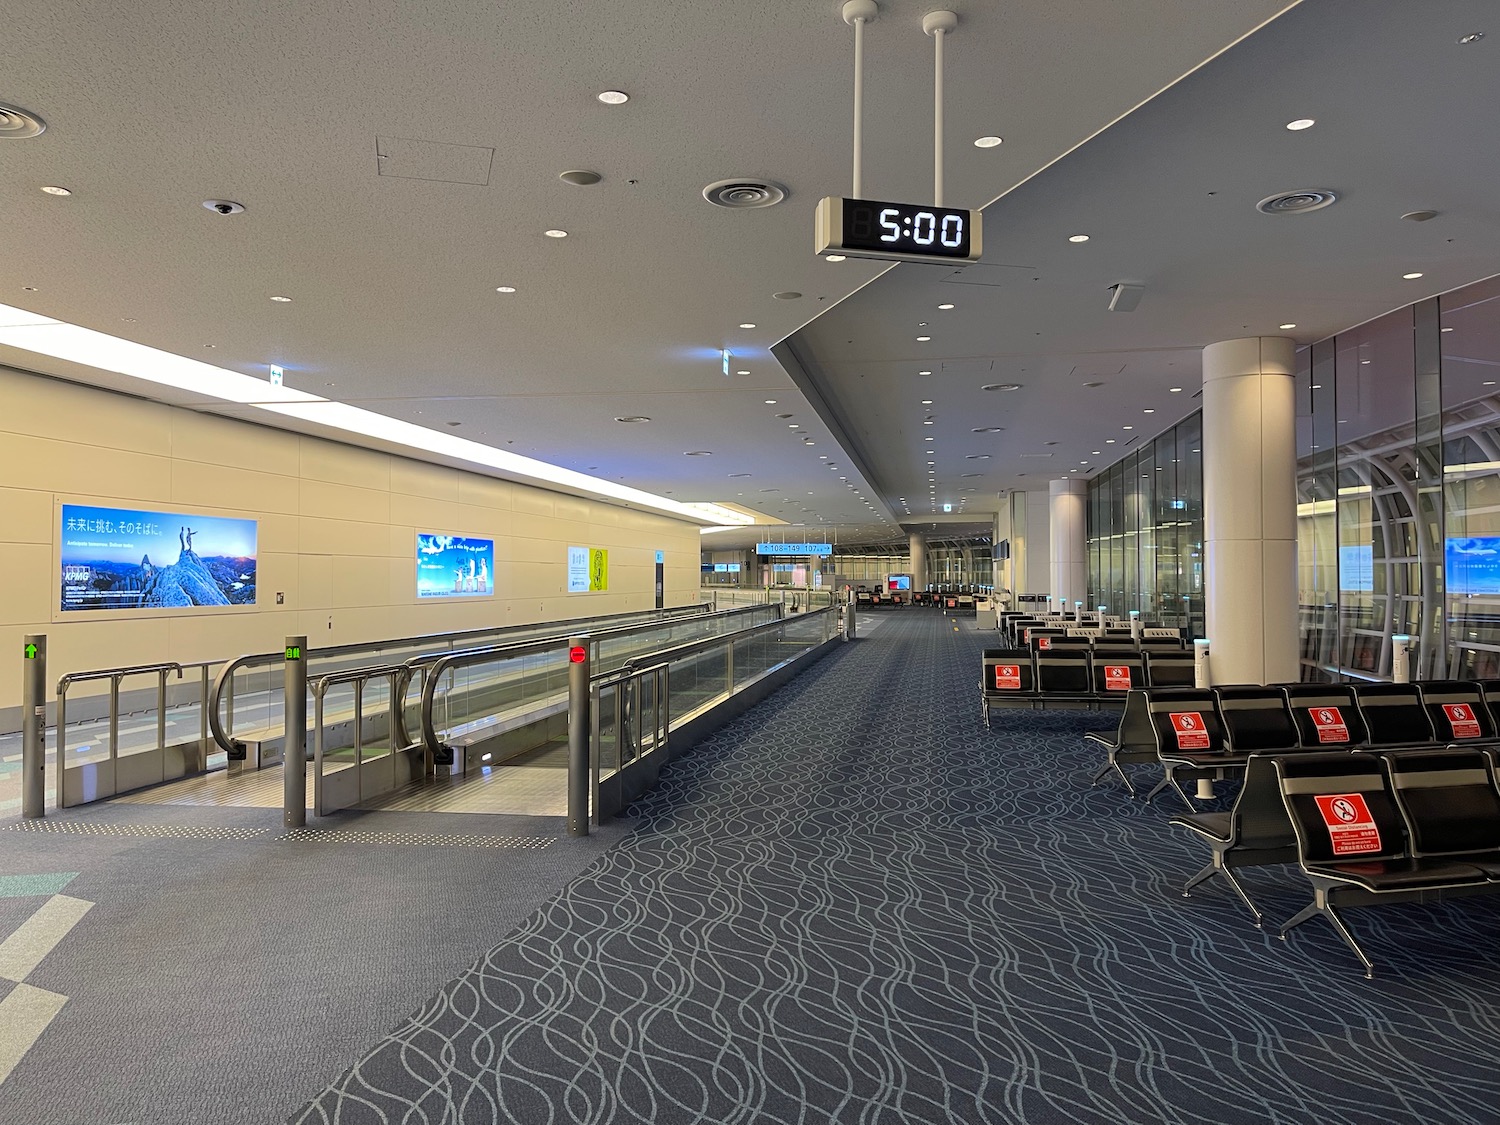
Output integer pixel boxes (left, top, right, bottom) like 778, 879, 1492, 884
22, 634, 45, 819
1129, 609, 1141, 643
1391, 634, 1412, 684
567, 636, 591, 837
283, 636, 307, 829
846, 589, 857, 640
1097, 605, 1107, 628
1073, 601, 1083, 623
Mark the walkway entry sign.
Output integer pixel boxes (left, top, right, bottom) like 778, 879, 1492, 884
1443, 703, 1482, 739
1103, 665, 1131, 691
1309, 706, 1349, 744
1169, 712, 1210, 750
994, 665, 1020, 690
1313, 793, 1382, 856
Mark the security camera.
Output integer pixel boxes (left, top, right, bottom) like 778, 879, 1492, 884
202, 199, 246, 216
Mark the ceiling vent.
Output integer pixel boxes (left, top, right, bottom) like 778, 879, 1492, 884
703, 179, 787, 209
1256, 189, 1339, 215
0, 103, 46, 138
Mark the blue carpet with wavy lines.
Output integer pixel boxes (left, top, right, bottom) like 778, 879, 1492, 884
293, 611, 1500, 1124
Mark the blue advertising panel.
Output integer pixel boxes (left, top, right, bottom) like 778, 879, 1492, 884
60, 503, 257, 612
1338, 544, 1374, 592
1447, 537, 1500, 596
756, 542, 833, 556
417, 533, 494, 599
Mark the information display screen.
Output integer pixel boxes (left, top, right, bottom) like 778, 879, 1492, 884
60, 503, 257, 612
1338, 544, 1374, 592
887, 575, 911, 591
1447, 537, 1500, 595
417, 533, 494, 599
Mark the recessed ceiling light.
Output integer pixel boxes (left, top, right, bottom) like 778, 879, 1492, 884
597, 90, 630, 104
1068, 234, 1090, 243
1403, 272, 1424, 279
1442, 327, 1455, 332
1285, 118, 1316, 131
1092, 451, 1101, 455
40, 185, 71, 196
21, 286, 38, 292
825, 254, 846, 262
921, 399, 933, 405
919, 370, 932, 375
917, 336, 931, 342
739, 323, 756, 329
1106, 439, 1116, 444
1458, 32, 1484, 44
614, 415, 651, 423
1361, 359, 1372, 365
923, 420, 934, 425
764, 399, 777, 404
203, 343, 217, 349
974, 136, 1003, 148
1143, 408, 1155, 413
937, 303, 955, 311
683, 450, 713, 456
1123, 425, 1133, 430
269, 295, 293, 302
736, 369, 750, 375
496, 286, 516, 293
544, 229, 569, 238
1169, 387, 1182, 393
1279, 323, 1296, 330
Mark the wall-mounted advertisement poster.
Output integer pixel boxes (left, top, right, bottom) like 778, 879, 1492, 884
60, 503, 258, 612
1338, 544, 1374, 593
417, 533, 495, 599
567, 545, 609, 592
1447, 537, 1500, 596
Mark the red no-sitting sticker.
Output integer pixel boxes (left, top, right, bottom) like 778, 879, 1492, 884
1313, 792, 1383, 856
994, 665, 1021, 690
1443, 703, 1482, 740
1309, 706, 1350, 744
1038, 636, 1053, 650
1169, 712, 1210, 750
1104, 665, 1132, 691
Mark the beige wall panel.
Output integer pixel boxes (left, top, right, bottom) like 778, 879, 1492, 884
331, 555, 392, 609
299, 479, 392, 524
171, 412, 300, 473
390, 458, 460, 502
389, 493, 463, 533
298, 517, 391, 559
512, 489, 555, 517
299, 555, 334, 609
4, 434, 171, 500
299, 439, 392, 491
0, 487, 56, 544
0, 543, 54, 625
0, 371, 171, 453
457, 475, 514, 511
170, 461, 299, 516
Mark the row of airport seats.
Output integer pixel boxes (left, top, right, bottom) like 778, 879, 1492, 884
1088, 680, 1500, 975
999, 611, 1188, 650
979, 645, 1196, 724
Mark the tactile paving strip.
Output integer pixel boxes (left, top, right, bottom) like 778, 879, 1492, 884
4, 820, 269, 840
276, 828, 555, 849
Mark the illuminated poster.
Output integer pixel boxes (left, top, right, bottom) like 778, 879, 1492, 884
1447, 537, 1500, 596
60, 503, 257, 612
568, 546, 609, 592
417, 533, 495, 599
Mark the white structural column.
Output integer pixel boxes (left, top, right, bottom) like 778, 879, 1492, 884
909, 532, 928, 591
1202, 337, 1299, 685
1048, 478, 1088, 608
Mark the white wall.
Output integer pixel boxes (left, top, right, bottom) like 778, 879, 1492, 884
1006, 490, 1052, 596
0, 366, 702, 709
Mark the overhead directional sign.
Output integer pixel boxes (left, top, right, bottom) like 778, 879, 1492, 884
757, 542, 833, 557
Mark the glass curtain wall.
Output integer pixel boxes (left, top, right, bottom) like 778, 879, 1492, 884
1089, 273, 1500, 682
1085, 414, 1204, 634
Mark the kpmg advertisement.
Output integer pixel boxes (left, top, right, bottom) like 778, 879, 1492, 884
417, 533, 494, 599
1447, 537, 1500, 596
567, 545, 609, 593
60, 503, 257, 612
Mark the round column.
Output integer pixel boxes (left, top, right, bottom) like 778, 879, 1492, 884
909, 532, 928, 592
1048, 478, 1088, 609
1203, 337, 1298, 685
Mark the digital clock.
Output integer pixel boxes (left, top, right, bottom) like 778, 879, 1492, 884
815, 196, 982, 265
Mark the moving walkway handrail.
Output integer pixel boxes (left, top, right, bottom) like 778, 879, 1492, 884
416, 603, 783, 759
614, 604, 837, 673
55, 660, 191, 777
208, 602, 713, 754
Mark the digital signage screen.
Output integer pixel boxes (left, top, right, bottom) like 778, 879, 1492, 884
568, 546, 609, 592
887, 575, 911, 591
60, 503, 257, 612
1447, 536, 1500, 596
417, 533, 494, 599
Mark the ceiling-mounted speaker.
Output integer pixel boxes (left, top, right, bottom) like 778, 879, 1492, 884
1108, 282, 1144, 312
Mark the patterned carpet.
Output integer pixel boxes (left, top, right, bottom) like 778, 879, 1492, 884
294, 611, 1500, 1124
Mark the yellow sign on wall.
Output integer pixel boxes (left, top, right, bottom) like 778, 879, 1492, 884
589, 548, 608, 591
568, 545, 609, 592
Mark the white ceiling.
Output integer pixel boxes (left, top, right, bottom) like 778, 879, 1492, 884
0, 0, 1297, 543
790, 0, 1500, 525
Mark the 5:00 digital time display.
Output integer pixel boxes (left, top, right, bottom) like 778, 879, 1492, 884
815, 196, 983, 264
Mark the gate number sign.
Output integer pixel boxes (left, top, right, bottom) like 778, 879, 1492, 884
1313, 792, 1383, 856
1443, 703, 1482, 739
994, 665, 1021, 690
1169, 712, 1210, 750
1309, 706, 1349, 744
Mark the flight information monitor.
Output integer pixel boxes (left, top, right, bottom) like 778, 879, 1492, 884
815, 196, 982, 265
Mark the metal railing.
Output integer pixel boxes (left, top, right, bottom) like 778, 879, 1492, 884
209, 603, 712, 756
55, 662, 193, 807
311, 664, 409, 816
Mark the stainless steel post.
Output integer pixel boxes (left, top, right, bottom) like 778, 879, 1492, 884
567, 635, 591, 837
1392, 634, 1412, 684
283, 636, 307, 829
846, 588, 857, 640
21, 634, 45, 818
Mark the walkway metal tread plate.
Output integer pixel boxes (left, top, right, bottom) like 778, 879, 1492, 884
277, 828, 554, 849
3, 821, 266, 840
3, 821, 554, 848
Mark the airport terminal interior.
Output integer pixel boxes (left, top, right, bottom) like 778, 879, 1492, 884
4, 2, 1500, 1122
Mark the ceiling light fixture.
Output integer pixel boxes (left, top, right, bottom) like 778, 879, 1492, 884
1458, 32, 1485, 44
917, 336, 931, 342
1169, 387, 1182, 393
40, 185, 71, 196
825, 254, 846, 262
937, 303, 955, 310
614, 416, 651, 423
683, 450, 713, 456
764, 399, 777, 404
739, 323, 756, 329
919, 370, 932, 375
544, 229, 569, 238
1068, 234, 1090, 243
1285, 118, 1316, 131
1403, 272, 1424, 279
597, 90, 630, 104
269, 295, 293, 302
974, 136, 1003, 148
495, 286, 516, 293
1279, 323, 1296, 330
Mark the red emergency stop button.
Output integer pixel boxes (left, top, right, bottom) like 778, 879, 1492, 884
569, 646, 587, 663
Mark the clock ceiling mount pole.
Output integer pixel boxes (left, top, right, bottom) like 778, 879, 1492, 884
842, 1, 879, 198
922, 10, 959, 207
